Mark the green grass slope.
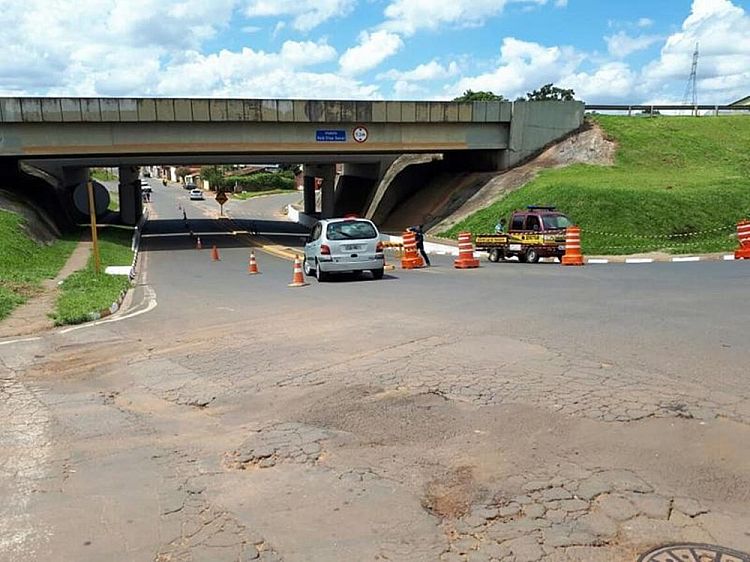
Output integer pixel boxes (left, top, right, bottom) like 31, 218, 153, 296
0, 210, 77, 321
53, 228, 134, 325
445, 116, 750, 254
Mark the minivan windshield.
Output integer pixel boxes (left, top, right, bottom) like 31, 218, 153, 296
542, 214, 573, 230
326, 220, 378, 240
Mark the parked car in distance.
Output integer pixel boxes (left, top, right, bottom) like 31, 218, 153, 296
184, 183, 197, 191
189, 189, 204, 200
303, 218, 385, 281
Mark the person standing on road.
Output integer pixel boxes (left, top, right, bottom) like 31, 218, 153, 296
411, 225, 431, 266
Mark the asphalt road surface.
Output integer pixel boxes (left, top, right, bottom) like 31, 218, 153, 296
1, 179, 750, 561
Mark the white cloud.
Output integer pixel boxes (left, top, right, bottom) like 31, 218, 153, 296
560, 62, 636, 101
638, 17, 654, 28
339, 30, 404, 75
380, 60, 459, 82
244, 0, 354, 31
155, 40, 338, 95
453, 37, 583, 99
605, 31, 661, 58
381, 0, 556, 36
642, 0, 750, 102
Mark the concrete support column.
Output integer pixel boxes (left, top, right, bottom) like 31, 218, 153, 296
118, 166, 142, 226
303, 174, 316, 215
319, 164, 336, 219
303, 163, 336, 218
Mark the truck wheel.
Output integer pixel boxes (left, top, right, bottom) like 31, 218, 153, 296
488, 249, 501, 262
525, 248, 540, 264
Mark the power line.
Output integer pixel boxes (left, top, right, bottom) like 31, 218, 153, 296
682, 42, 699, 114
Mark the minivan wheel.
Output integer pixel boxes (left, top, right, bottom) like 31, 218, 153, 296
316, 260, 328, 282
371, 268, 384, 280
303, 258, 313, 276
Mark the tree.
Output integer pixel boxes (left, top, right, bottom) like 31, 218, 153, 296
525, 83, 576, 101
200, 165, 229, 186
175, 167, 191, 182
453, 90, 506, 102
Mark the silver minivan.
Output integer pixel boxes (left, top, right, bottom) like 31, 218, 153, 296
303, 218, 385, 281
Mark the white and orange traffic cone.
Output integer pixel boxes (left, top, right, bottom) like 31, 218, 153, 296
735, 220, 750, 259
561, 226, 585, 266
196, 236, 202, 250
454, 232, 480, 269
248, 251, 259, 274
211, 245, 221, 261
288, 255, 309, 287
401, 230, 425, 269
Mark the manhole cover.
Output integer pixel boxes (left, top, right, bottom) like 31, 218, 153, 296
639, 543, 750, 562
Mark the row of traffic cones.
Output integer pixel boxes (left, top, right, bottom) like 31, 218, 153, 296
199, 239, 308, 287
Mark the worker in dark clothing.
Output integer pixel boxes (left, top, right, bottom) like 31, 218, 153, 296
411, 225, 431, 266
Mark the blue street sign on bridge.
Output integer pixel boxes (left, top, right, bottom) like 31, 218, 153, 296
316, 130, 346, 142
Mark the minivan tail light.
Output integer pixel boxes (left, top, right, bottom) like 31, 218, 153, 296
320, 244, 331, 255
376, 242, 384, 252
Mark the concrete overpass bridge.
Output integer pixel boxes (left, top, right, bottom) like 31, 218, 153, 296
0, 97, 584, 228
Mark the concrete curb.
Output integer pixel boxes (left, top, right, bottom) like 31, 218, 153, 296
86, 289, 128, 322
586, 254, 738, 264
82, 212, 147, 323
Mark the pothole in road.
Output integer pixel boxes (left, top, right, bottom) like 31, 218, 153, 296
422, 465, 480, 519
294, 385, 466, 445
639, 543, 750, 561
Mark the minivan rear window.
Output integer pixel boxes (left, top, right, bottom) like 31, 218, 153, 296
326, 220, 377, 240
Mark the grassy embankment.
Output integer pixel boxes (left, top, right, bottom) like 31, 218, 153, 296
445, 115, 750, 254
232, 189, 294, 200
53, 228, 134, 325
0, 210, 78, 321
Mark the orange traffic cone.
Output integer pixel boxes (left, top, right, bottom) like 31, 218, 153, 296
561, 226, 585, 266
454, 232, 480, 269
288, 255, 309, 287
248, 251, 259, 274
401, 230, 425, 269
196, 236, 202, 250
211, 245, 221, 261
735, 220, 750, 259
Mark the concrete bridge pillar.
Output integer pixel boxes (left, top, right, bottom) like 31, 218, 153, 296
302, 172, 316, 216
302, 164, 337, 218
118, 166, 142, 226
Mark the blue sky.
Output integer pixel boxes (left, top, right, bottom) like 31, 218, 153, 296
2, 0, 749, 103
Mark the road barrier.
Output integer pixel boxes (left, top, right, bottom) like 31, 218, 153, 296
288, 255, 309, 287
211, 245, 221, 261
401, 230, 425, 269
248, 251, 259, 274
735, 220, 750, 259
381, 241, 404, 258
561, 226, 585, 266
454, 232, 480, 269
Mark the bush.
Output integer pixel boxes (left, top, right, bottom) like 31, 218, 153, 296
217, 172, 295, 192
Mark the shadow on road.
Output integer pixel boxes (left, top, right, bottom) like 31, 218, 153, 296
140, 218, 309, 253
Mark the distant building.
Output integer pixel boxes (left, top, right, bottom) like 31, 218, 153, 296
729, 95, 750, 107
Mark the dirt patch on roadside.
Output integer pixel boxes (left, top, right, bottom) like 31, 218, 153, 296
430, 122, 616, 234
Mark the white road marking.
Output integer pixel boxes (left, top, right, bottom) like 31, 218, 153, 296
723, 255, 736, 261
0, 336, 42, 347
587, 259, 610, 264
671, 256, 701, 262
625, 258, 655, 264
58, 286, 158, 334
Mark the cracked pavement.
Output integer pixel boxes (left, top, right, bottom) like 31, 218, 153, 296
1, 188, 750, 561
